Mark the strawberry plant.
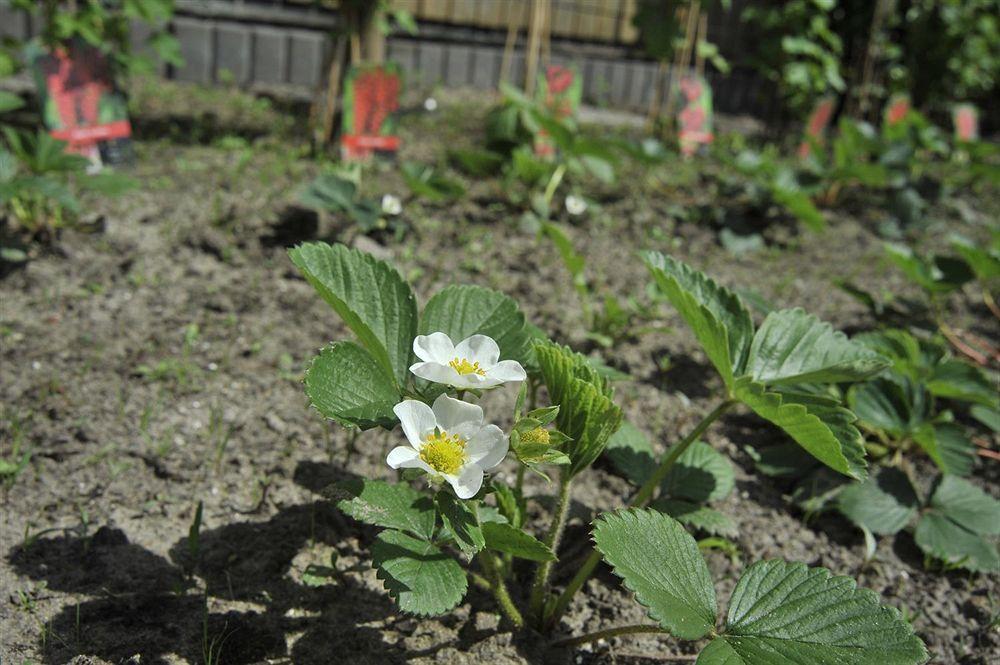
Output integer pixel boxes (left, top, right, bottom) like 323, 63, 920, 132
291, 241, 927, 661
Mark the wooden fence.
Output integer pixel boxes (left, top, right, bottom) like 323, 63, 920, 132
0, 0, 779, 119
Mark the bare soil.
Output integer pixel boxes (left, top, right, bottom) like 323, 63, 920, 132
1, 84, 998, 664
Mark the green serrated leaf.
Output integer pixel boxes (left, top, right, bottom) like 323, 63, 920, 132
536, 342, 622, 477
734, 377, 867, 480
915, 512, 999, 573
701, 559, 928, 664
289, 242, 417, 385
837, 467, 918, 536
371, 529, 467, 615
644, 252, 754, 388
653, 499, 738, 538
330, 478, 435, 540
419, 284, 534, 368
848, 374, 927, 438
305, 341, 401, 430
436, 492, 485, 555
745, 442, 820, 477
912, 423, 974, 476
605, 420, 656, 485
928, 475, 1000, 536
482, 521, 555, 561
663, 441, 734, 503
746, 308, 888, 386
492, 482, 524, 528
593, 509, 717, 639
926, 360, 998, 408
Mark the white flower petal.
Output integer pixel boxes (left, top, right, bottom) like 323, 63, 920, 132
413, 332, 455, 363
454, 334, 501, 366
465, 424, 508, 470
409, 361, 464, 387
488, 360, 527, 383
393, 400, 436, 449
432, 393, 483, 431
450, 464, 484, 499
387, 446, 431, 472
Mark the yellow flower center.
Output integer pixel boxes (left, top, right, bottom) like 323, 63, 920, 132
521, 427, 550, 445
449, 357, 486, 376
419, 430, 467, 475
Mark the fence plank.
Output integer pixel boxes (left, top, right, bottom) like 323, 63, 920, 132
174, 17, 214, 83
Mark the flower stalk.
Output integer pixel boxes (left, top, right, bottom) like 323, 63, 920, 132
528, 468, 572, 626
478, 549, 524, 628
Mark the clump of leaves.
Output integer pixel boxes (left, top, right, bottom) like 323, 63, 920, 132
400, 161, 465, 202
291, 241, 927, 661
838, 470, 999, 573
848, 328, 995, 476
297, 171, 399, 237
1, 96, 136, 240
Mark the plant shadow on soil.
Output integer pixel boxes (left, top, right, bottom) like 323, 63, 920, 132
8, 461, 542, 664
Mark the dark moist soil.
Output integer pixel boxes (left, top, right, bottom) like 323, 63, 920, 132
2, 84, 998, 665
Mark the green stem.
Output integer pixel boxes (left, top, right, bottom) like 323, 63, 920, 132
478, 550, 524, 628
515, 464, 526, 499
528, 469, 572, 626
543, 164, 567, 210
544, 399, 736, 628
551, 623, 665, 648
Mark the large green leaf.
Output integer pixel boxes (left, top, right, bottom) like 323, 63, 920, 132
644, 252, 754, 388
926, 360, 998, 408
305, 342, 401, 430
927, 476, 1000, 536
536, 342, 621, 477
914, 476, 1000, 573
698, 560, 928, 664
593, 509, 717, 639
435, 492, 484, 555
735, 378, 867, 480
847, 375, 927, 438
837, 467, 918, 535
746, 309, 888, 385
371, 529, 467, 615
330, 478, 436, 540
419, 284, 533, 367
289, 242, 417, 385
912, 423, 974, 476
663, 441, 734, 503
653, 499, 738, 538
604, 420, 655, 485
482, 522, 556, 561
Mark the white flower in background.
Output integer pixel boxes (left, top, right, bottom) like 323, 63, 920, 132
388, 394, 508, 498
565, 194, 587, 216
410, 332, 526, 390
381, 194, 402, 216
424, 97, 438, 112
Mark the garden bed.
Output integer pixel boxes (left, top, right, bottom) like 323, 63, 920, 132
1, 86, 997, 664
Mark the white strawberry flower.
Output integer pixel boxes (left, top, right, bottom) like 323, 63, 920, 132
565, 194, 587, 216
388, 394, 508, 498
410, 332, 526, 390
381, 194, 402, 216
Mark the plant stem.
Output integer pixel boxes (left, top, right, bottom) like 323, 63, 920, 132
544, 399, 736, 628
478, 550, 524, 628
515, 464, 526, 499
551, 623, 665, 648
528, 469, 572, 626
543, 164, 567, 210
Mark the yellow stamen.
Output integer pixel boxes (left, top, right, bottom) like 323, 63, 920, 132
520, 427, 550, 445
420, 430, 467, 475
449, 357, 486, 376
